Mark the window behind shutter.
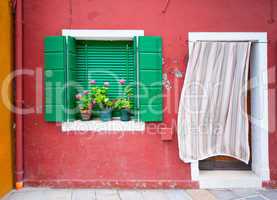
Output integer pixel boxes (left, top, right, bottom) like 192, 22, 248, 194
75, 40, 136, 116
138, 36, 163, 122
44, 36, 67, 122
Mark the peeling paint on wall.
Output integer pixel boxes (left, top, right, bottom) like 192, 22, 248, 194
169, 68, 183, 78
163, 73, 172, 90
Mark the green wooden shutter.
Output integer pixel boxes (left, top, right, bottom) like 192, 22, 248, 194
138, 36, 163, 122
66, 36, 77, 121
44, 36, 76, 122
44, 36, 66, 122
75, 40, 136, 116
133, 36, 138, 119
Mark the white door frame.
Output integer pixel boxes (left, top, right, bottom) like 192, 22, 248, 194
188, 32, 270, 183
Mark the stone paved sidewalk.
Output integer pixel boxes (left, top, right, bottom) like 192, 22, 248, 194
2, 188, 277, 200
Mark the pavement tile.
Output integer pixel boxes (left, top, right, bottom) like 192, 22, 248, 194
2, 193, 22, 200
43, 189, 72, 200
163, 190, 192, 200
243, 194, 270, 200
259, 189, 277, 200
231, 188, 260, 198
95, 189, 120, 200
140, 190, 168, 200
118, 190, 144, 200
71, 189, 96, 200
4, 189, 50, 200
186, 189, 217, 200
209, 189, 239, 200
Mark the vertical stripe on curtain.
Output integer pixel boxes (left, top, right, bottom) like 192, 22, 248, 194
177, 41, 252, 164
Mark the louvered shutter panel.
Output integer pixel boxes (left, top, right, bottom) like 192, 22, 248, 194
44, 36, 76, 122
133, 36, 138, 119
44, 36, 67, 121
138, 36, 163, 122
66, 36, 77, 121
75, 40, 87, 91
75, 40, 136, 116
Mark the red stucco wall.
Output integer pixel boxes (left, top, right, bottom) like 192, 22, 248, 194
23, 0, 277, 187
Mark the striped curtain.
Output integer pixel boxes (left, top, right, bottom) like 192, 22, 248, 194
177, 41, 252, 163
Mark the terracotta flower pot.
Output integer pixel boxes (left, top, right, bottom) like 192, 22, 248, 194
80, 110, 92, 121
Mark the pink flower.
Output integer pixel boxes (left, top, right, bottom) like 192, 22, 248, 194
89, 80, 96, 84
119, 79, 126, 85
75, 94, 82, 100
104, 82, 109, 87
83, 90, 89, 95
88, 103, 93, 110
93, 100, 96, 104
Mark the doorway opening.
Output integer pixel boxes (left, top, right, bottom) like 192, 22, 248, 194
199, 46, 253, 171
188, 32, 269, 188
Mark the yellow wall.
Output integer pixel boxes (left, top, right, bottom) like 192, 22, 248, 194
0, 0, 13, 197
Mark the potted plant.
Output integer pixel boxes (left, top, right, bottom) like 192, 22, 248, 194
90, 81, 114, 122
75, 90, 94, 121
114, 98, 131, 121
114, 79, 133, 121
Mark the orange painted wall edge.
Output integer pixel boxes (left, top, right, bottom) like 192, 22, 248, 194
0, 0, 14, 197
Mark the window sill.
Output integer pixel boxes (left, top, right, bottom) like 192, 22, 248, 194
61, 119, 145, 132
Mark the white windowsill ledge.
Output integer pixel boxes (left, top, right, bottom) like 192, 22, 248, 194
61, 120, 145, 132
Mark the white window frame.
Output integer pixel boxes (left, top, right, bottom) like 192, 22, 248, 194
61, 29, 145, 132
62, 29, 144, 40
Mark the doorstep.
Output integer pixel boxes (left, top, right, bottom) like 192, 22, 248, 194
61, 119, 145, 132
199, 170, 262, 189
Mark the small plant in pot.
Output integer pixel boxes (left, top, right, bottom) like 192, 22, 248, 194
114, 98, 132, 121
90, 81, 114, 122
76, 90, 94, 121
114, 79, 133, 121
